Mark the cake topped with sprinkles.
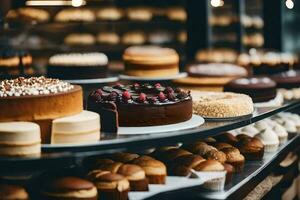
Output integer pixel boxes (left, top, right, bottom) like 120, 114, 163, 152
0, 76, 74, 97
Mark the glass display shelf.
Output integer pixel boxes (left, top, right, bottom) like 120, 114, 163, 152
0, 100, 299, 172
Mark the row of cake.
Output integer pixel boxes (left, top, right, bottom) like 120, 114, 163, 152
6, 7, 186, 23
0, 116, 297, 200
63, 31, 186, 46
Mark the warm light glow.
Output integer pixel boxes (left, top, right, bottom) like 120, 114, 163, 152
72, 0, 84, 7
210, 0, 224, 7
286, 0, 294, 9
26, 0, 86, 6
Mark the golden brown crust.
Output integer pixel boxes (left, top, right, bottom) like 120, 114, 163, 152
96, 162, 123, 173
0, 85, 83, 144
204, 150, 227, 164
213, 143, 233, 150
131, 156, 167, 176
194, 160, 225, 171
0, 184, 28, 200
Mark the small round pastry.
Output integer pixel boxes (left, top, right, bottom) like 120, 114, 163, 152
111, 152, 139, 163
131, 156, 167, 184
6, 7, 50, 23
51, 111, 100, 144
148, 31, 173, 44
0, 122, 41, 157
215, 133, 238, 145
166, 7, 187, 22
55, 8, 95, 22
255, 128, 279, 152
195, 48, 238, 63
223, 163, 234, 184
0, 49, 33, 76
194, 160, 226, 190
121, 32, 146, 45
177, 31, 187, 43
64, 33, 96, 46
240, 125, 260, 137
236, 133, 251, 141
255, 120, 270, 132
149, 146, 179, 160
117, 164, 149, 191
97, 7, 123, 21
224, 76, 277, 103
127, 7, 153, 21
213, 143, 233, 151
204, 150, 227, 164
200, 137, 217, 145
0, 184, 29, 200
97, 32, 120, 45
191, 91, 254, 118
271, 70, 300, 89
48, 52, 109, 79
41, 176, 97, 200
237, 137, 264, 160
221, 147, 245, 172
160, 148, 192, 163
282, 120, 297, 133
96, 162, 123, 173
184, 142, 217, 156
87, 171, 129, 200
0, 77, 83, 144
188, 63, 247, 78
123, 46, 179, 77
273, 123, 288, 144
170, 154, 208, 176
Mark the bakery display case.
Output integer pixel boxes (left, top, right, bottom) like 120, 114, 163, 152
1, 0, 300, 200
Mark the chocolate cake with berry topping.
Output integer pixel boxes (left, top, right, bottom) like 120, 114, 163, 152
87, 83, 192, 129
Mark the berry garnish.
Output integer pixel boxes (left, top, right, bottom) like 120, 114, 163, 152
137, 93, 147, 103
122, 91, 131, 102
108, 91, 118, 101
158, 92, 166, 102
148, 96, 158, 104
95, 89, 103, 95
166, 92, 176, 101
164, 87, 174, 94
154, 83, 161, 88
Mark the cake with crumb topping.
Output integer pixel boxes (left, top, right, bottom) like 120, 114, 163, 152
0, 76, 83, 143
191, 91, 254, 118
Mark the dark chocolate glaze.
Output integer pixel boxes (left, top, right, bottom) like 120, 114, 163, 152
87, 83, 193, 127
224, 76, 277, 103
47, 65, 108, 79
271, 70, 300, 89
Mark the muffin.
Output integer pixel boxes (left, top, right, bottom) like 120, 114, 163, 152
97, 32, 120, 45
255, 128, 279, 152
273, 123, 288, 144
41, 176, 97, 200
111, 153, 139, 163
221, 147, 245, 172
169, 154, 205, 176
87, 170, 129, 200
237, 137, 264, 160
241, 125, 260, 137
117, 164, 148, 191
200, 137, 217, 145
204, 149, 227, 164
213, 143, 233, 151
127, 7, 153, 21
0, 184, 29, 200
150, 146, 178, 160
223, 163, 234, 184
131, 156, 167, 184
236, 133, 251, 141
97, 7, 123, 21
121, 31, 146, 45
184, 142, 217, 156
96, 162, 123, 173
214, 132, 238, 145
160, 148, 192, 163
194, 160, 226, 191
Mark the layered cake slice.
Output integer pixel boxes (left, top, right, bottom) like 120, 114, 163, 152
0, 76, 83, 143
87, 83, 192, 131
48, 52, 108, 79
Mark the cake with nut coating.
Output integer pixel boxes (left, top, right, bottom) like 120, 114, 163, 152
191, 91, 254, 118
0, 76, 83, 143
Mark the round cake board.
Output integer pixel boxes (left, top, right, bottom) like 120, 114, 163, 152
119, 72, 187, 81
118, 114, 204, 135
64, 77, 119, 84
